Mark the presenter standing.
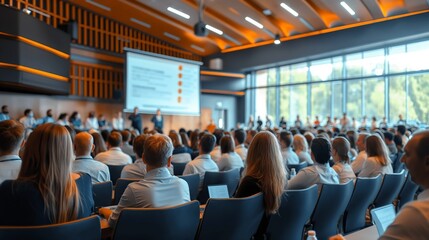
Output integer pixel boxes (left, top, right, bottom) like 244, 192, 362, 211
128, 107, 142, 134
151, 109, 164, 133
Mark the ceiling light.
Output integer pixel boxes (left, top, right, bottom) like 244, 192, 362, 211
86, 0, 111, 11
205, 25, 223, 35
130, 18, 151, 28
274, 34, 281, 45
340, 1, 355, 16
22, 8, 31, 14
263, 9, 272, 16
25, 7, 50, 18
280, 3, 299, 17
191, 44, 205, 52
164, 32, 180, 41
167, 7, 190, 19
245, 17, 263, 29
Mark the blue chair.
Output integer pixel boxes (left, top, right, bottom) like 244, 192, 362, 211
397, 172, 419, 210
196, 193, 264, 240
287, 162, 308, 173
309, 181, 354, 240
178, 174, 200, 200
343, 175, 382, 234
391, 152, 405, 173
198, 168, 240, 203
172, 162, 188, 176
92, 181, 113, 209
0, 215, 101, 240
373, 170, 406, 208
112, 201, 200, 240
107, 165, 127, 185
266, 185, 318, 240
113, 178, 140, 205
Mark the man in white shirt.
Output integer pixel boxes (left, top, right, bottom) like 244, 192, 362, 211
120, 130, 135, 158
0, 120, 24, 184
101, 134, 190, 227
95, 132, 132, 165
234, 129, 248, 162
351, 133, 369, 174
19, 109, 36, 129
279, 131, 299, 166
184, 133, 219, 190
210, 129, 224, 163
72, 132, 110, 183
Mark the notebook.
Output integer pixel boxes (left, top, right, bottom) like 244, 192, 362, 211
370, 204, 396, 235
208, 185, 229, 199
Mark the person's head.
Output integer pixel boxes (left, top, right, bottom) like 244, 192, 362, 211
397, 125, 406, 136
133, 134, 149, 159
47, 109, 53, 117
107, 132, 122, 148
332, 137, 351, 164
88, 111, 95, 118
213, 129, 225, 146
234, 129, 246, 145
69, 111, 79, 121
156, 109, 161, 116
220, 135, 235, 154
245, 129, 257, 145
393, 134, 403, 151
402, 131, 429, 188
24, 109, 33, 117
121, 130, 131, 143
293, 134, 308, 153
346, 130, 358, 150
311, 137, 332, 164
199, 133, 216, 154
366, 135, 390, 166
19, 123, 79, 223
190, 129, 200, 150
168, 131, 183, 148
143, 134, 173, 169
1, 105, 8, 114
180, 132, 190, 148
91, 132, 107, 156
0, 120, 25, 155
304, 132, 315, 149
58, 113, 67, 121
133, 107, 138, 114
74, 132, 94, 156
372, 116, 377, 122
383, 131, 394, 144
356, 133, 370, 152
245, 131, 286, 214
278, 130, 293, 148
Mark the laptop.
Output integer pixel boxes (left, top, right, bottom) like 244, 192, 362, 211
370, 204, 396, 235
208, 185, 229, 199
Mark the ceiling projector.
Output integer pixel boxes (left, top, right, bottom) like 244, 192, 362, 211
194, 21, 208, 37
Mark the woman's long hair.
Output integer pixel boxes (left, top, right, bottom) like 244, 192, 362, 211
91, 132, 107, 157
244, 131, 286, 214
18, 123, 79, 223
293, 134, 309, 154
366, 134, 390, 166
332, 137, 351, 164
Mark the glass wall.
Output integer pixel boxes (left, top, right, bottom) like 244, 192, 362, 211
248, 39, 429, 127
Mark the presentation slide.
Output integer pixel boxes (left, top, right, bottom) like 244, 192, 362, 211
125, 50, 201, 116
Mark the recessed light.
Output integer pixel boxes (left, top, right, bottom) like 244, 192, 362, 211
205, 25, 223, 35
130, 18, 151, 28
263, 9, 272, 16
167, 7, 190, 19
245, 17, 263, 29
340, 1, 355, 16
280, 3, 298, 17
274, 34, 281, 45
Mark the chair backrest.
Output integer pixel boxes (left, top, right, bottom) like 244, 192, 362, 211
171, 153, 192, 164
113, 178, 140, 205
373, 170, 406, 208
198, 168, 240, 204
0, 215, 101, 240
92, 181, 113, 209
343, 175, 383, 234
171, 162, 188, 176
397, 172, 419, 210
196, 193, 264, 240
266, 185, 318, 240
287, 161, 308, 172
370, 204, 396, 236
391, 152, 405, 173
112, 201, 200, 240
130, 155, 136, 163
107, 165, 127, 185
310, 180, 354, 240
178, 174, 200, 200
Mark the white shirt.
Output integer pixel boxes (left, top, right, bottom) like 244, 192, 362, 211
381, 189, 429, 240
85, 117, 99, 130
95, 147, 132, 165
72, 155, 110, 184
120, 143, 135, 158
183, 154, 219, 190
235, 144, 248, 162
358, 156, 393, 178
217, 152, 244, 171
281, 147, 300, 165
19, 116, 36, 129
332, 162, 356, 184
120, 158, 174, 178
351, 150, 367, 174
0, 155, 22, 184
287, 163, 339, 191
210, 146, 221, 163
108, 167, 190, 227
112, 117, 124, 130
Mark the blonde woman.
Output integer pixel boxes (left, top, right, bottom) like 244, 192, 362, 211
0, 123, 94, 225
332, 137, 356, 183
235, 131, 287, 238
358, 134, 393, 177
91, 131, 107, 158
293, 134, 313, 165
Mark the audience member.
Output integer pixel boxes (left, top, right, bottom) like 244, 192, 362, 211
245, 129, 257, 147
0, 105, 10, 121
97, 114, 107, 129
293, 134, 313, 165
128, 107, 142, 135
383, 131, 397, 155
397, 125, 408, 146
85, 111, 99, 130
102, 134, 190, 227
91, 132, 107, 158
120, 130, 135, 158
183, 133, 219, 190
69, 111, 82, 129
351, 133, 369, 174
256, 116, 263, 131
0, 123, 93, 225
332, 137, 356, 183
121, 135, 148, 179
210, 129, 225, 162
217, 135, 244, 171
112, 111, 124, 130
56, 113, 69, 126
95, 132, 132, 165
41, 109, 55, 124
346, 130, 358, 159
72, 132, 110, 183
206, 119, 216, 133
0, 120, 24, 184
278, 131, 299, 166
358, 135, 393, 177
393, 134, 404, 153
180, 132, 191, 148
169, 131, 193, 155
304, 132, 315, 150
19, 109, 36, 129
287, 137, 339, 190
234, 129, 247, 162
235, 131, 287, 239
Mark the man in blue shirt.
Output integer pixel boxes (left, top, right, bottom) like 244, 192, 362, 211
0, 105, 10, 122
128, 107, 142, 134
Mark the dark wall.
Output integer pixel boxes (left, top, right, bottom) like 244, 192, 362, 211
205, 12, 429, 72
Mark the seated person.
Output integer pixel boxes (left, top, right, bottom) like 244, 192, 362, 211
0, 120, 24, 184
217, 135, 244, 171
331, 137, 356, 183
72, 132, 110, 183
0, 123, 94, 225
293, 134, 313, 165
95, 132, 132, 165
183, 133, 219, 190
279, 131, 299, 166
120, 130, 136, 158
351, 133, 369, 174
358, 135, 393, 177
210, 129, 225, 163
169, 131, 193, 156
287, 137, 339, 191
234, 129, 248, 162
121, 135, 148, 179
101, 134, 190, 227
